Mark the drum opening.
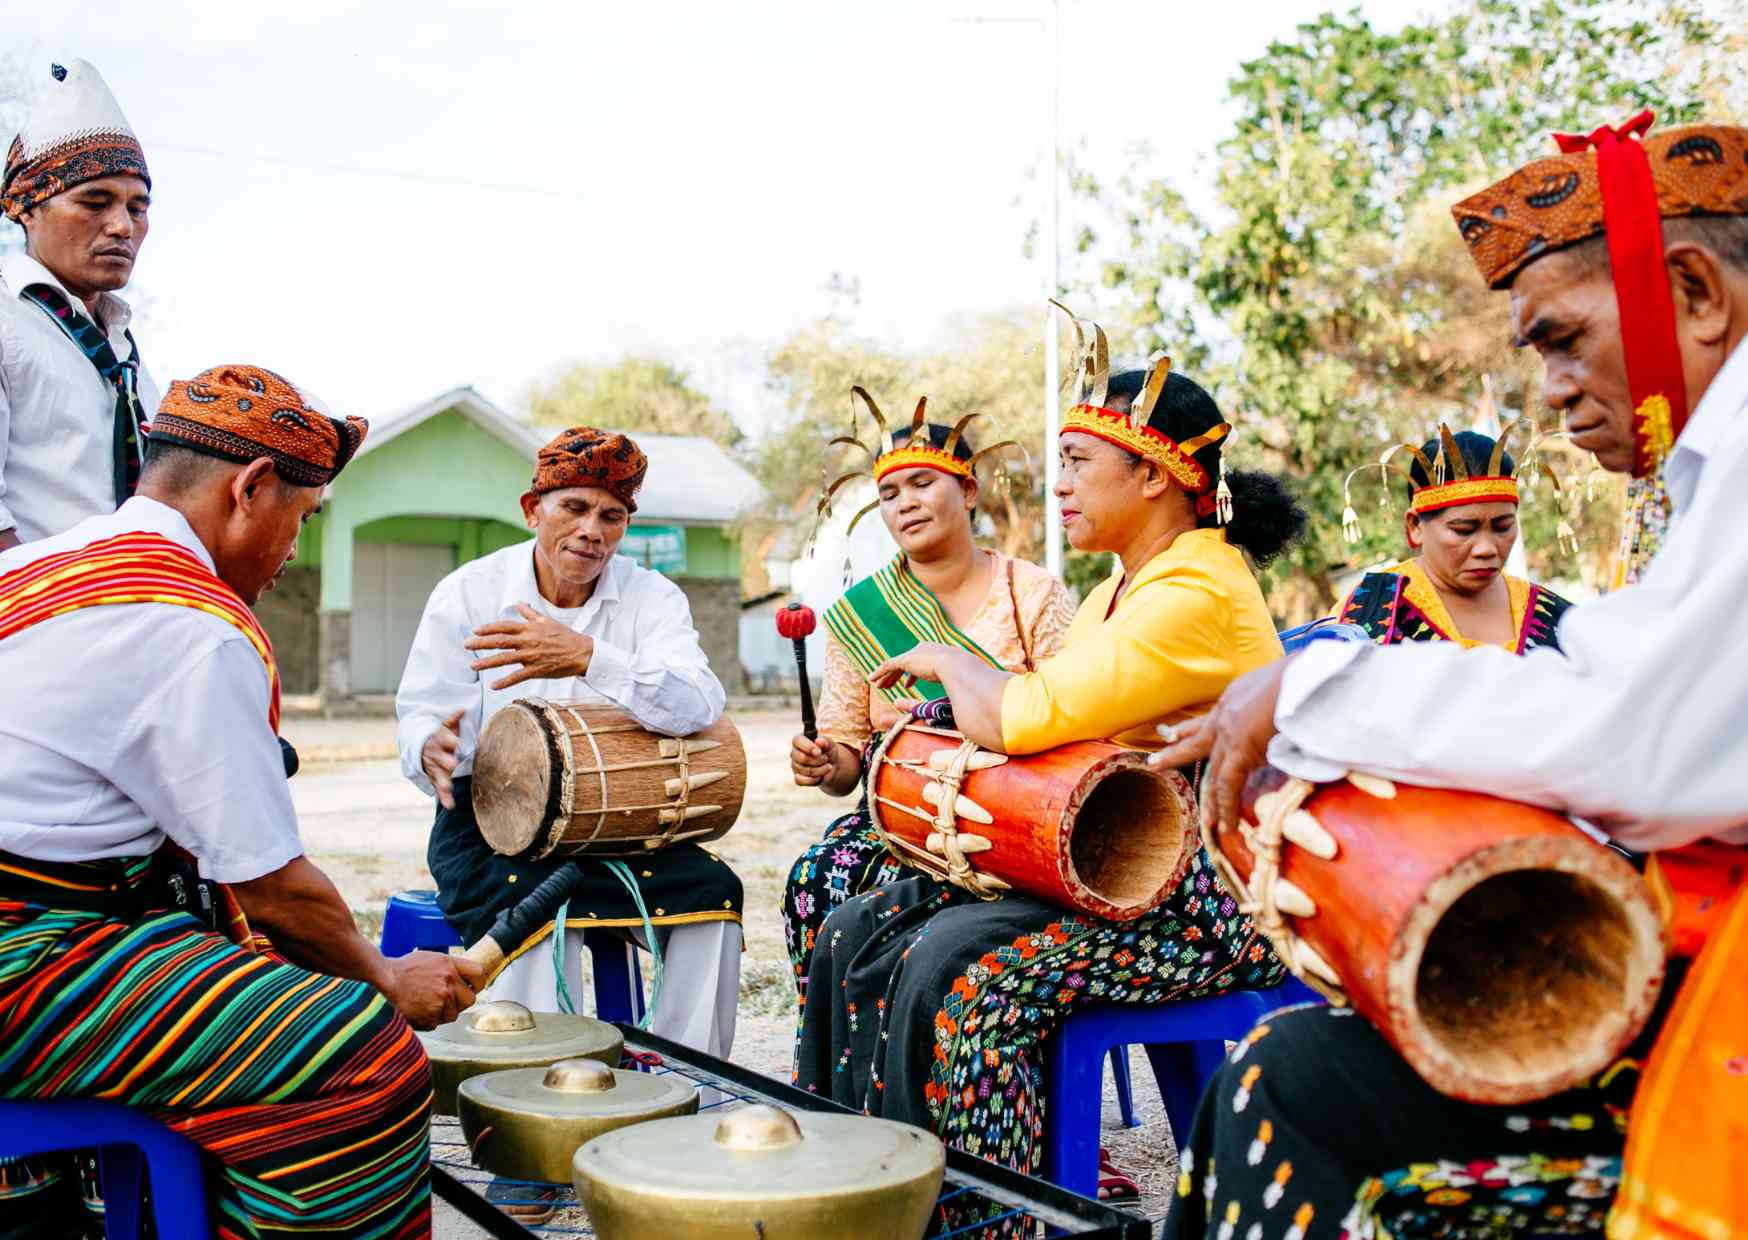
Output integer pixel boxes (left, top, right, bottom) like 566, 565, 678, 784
1415, 869, 1633, 1083
1069, 770, 1183, 908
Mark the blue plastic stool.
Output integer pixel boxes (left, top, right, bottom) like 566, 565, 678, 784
379, 890, 646, 1023
0, 1099, 209, 1239
1043, 979, 1322, 1199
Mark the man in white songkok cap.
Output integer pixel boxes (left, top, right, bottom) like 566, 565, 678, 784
0, 59, 158, 550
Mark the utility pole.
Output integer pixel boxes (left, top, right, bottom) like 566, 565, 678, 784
954, 2, 1064, 578
1042, 0, 1063, 578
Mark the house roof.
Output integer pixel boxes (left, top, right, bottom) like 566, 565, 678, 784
356, 385, 761, 525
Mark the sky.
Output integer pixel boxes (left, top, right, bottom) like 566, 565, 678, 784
7, 0, 1398, 434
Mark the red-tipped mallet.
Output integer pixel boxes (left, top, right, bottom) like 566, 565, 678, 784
776, 602, 818, 740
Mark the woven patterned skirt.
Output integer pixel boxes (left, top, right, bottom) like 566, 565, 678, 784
0, 859, 432, 1240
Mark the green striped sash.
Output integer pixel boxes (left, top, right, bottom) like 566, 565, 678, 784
821, 555, 1004, 704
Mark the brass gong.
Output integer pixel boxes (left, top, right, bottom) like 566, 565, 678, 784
459, 1058, 699, 1185
572, 1104, 944, 1239
417, 1000, 623, 1115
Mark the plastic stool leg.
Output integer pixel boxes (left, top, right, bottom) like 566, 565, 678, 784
1043, 1023, 1106, 1199
98, 1144, 145, 1240
139, 1130, 212, 1238
1107, 1045, 1138, 1128
1142, 1039, 1230, 1147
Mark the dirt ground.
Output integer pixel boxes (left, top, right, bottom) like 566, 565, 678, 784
284, 708, 1180, 1236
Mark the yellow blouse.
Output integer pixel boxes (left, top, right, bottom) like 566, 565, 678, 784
816, 551, 1077, 752
999, 529, 1283, 754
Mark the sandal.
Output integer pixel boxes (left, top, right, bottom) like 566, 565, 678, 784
1096, 1148, 1140, 1201
485, 1176, 561, 1224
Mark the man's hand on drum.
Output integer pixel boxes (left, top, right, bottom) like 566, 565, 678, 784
420, 708, 467, 809
379, 950, 484, 1030
1150, 659, 1290, 833
465, 603, 594, 690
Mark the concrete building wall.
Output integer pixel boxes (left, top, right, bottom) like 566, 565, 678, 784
676, 576, 744, 694
255, 566, 321, 693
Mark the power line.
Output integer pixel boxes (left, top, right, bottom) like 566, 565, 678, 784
151, 141, 586, 201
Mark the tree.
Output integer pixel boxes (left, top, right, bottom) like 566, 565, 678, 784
1079, 0, 1737, 617
525, 356, 741, 446
750, 311, 1048, 575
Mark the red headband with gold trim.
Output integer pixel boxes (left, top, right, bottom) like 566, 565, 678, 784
816, 387, 1027, 535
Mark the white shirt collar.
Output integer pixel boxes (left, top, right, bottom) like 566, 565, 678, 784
0, 251, 135, 333
1665, 334, 1748, 512
498, 543, 625, 615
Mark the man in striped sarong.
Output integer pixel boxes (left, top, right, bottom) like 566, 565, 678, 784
0, 364, 481, 1238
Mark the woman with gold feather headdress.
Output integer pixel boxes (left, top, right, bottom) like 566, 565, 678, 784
781, 393, 1075, 1016
791, 304, 1307, 1210
1335, 422, 1577, 651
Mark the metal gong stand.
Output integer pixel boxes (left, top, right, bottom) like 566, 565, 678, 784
429, 1023, 1151, 1239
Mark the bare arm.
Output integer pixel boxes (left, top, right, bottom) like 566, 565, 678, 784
232, 856, 482, 1029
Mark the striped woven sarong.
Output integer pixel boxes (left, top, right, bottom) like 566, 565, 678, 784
0, 861, 433, 1240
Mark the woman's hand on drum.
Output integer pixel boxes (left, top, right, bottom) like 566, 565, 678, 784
421, 708, 467, 809
868, 643, 953, 693
1151, 661, 1289, 833
466, 604, 594, 690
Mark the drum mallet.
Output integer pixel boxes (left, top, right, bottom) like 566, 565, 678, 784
776, 603, 818, 740
462, 862, 584, 978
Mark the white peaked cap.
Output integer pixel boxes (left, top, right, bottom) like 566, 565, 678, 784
3, 59, 149, 220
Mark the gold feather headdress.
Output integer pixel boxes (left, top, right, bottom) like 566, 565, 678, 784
1340, 416, 1582, 552
816, 386, 1027, 535
1050, 300, 1234, 521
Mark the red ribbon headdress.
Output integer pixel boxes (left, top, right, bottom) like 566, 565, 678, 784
1551, 112, 1688, 478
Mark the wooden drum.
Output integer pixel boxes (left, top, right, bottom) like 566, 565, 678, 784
472, 699, 747, 861
865, 717, 1195, 921
1208, 766, 1667, 1104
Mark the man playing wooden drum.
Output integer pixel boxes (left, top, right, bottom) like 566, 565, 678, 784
397, 427, 742, 1060
1157, 116, 1748, 1240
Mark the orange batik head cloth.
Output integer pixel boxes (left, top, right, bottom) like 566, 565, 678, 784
1050, 299, 1235, 522
1451, 114, 1748, 479
815, 386, 1028, 535
149, 365, 367, 487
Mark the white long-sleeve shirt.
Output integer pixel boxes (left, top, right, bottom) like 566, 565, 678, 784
1268, 337, 1748, 852
0, 253, 161, 541
395, 541, 726, 796
0, 498, 304, 882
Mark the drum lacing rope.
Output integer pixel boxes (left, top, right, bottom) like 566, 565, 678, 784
870, 719, 1006, 902
560, 705, 611, 848
1201, 775, 1348, 1006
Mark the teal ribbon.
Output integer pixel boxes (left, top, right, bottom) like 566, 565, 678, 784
602, 860, 663, 1031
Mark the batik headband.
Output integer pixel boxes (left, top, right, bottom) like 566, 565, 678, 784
150, 365, 366, 488
532, 428, 648, 512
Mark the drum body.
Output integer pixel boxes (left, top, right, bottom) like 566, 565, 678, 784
473, 699, 746, 861
1209, 766, 1667, 1104
866, 717, 1195, 921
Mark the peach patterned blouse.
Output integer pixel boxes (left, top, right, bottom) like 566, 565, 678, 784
814, 550, 1077, 753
